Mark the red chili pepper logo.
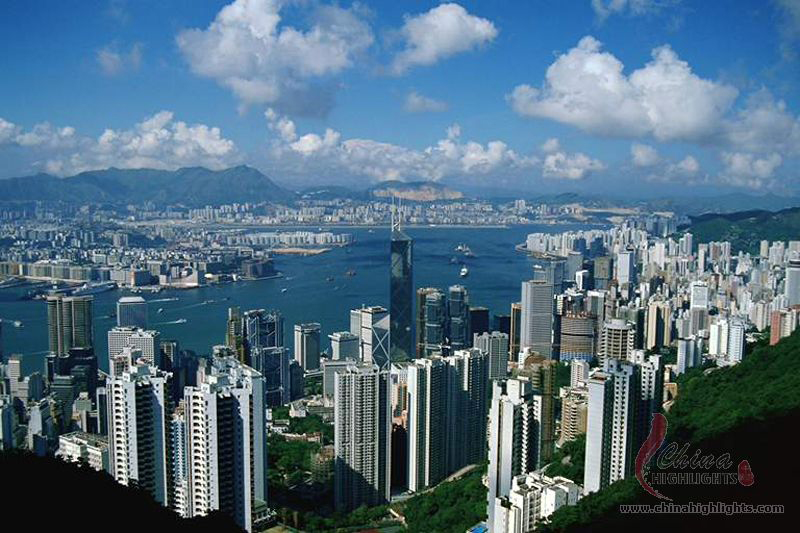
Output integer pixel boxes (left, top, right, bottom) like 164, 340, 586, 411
738, 460, 755, 486
635, 412, 672, 501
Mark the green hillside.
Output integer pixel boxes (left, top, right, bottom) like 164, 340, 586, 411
686, 206, 800, 253
542, 331, 800, 530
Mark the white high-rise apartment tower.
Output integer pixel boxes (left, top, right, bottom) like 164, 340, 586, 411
334, 363, 391, 511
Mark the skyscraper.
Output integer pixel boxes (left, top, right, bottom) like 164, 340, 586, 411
474, 331, 509, 380
407, 357, 447, 492
785, 258, 800, 306
510, 302, 522, 361
352, 306, 390, 369
294, 323, 321, 371
584, 359, 639, 494
447, 285, 470, 350
597, 319, 635, 366
106, 361, 171, 506
390, 209, 413, 360
444, 348, 489, 471
225, 307, 246, 362
183, 356, 267, 532
329, 331, 359, 360
244, 309, 284, 352
520, 278, 555, 359
47, 295, 94, 356
107, 327, 162, 368
469, 306, 490, 337
486, 378, 541, 532
423, 289, 447, 355
117, 296, 148, 329
415, 288, 439, 357
334, 363, 391, 511
559, 313, 596, 362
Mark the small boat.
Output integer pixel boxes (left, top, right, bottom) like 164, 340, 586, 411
450, 256, 458, 264
157, 308, 164, 314
345, 269, 356, 277
13, 320, 23, 328
174, 318, 187, 324
455, 243, 467, 252
460, 266, 469, 278
281, 288, 288, 293
326, 276, 334, 282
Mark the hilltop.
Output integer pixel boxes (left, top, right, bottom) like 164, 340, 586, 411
684, 206, 800, 253
0, 165, 296, 207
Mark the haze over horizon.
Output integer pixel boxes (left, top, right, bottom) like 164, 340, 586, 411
1, 0, 799, 196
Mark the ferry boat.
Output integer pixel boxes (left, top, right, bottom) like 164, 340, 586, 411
460, 266, 469, 278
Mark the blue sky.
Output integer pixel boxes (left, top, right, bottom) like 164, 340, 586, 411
0, 0, 798, 196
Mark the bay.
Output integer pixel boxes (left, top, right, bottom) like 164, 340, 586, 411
0, 224, 592, 375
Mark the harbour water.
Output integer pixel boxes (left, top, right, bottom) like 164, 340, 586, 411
0, 224, 593, 374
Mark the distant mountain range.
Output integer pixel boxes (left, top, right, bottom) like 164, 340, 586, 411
0, 166, 296, 206
1, 165, 798, 213
684, 206, 800, 253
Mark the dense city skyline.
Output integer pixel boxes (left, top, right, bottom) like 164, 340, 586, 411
0, 1, 798, 195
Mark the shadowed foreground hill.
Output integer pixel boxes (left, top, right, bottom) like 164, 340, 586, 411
0, 451, 244, 532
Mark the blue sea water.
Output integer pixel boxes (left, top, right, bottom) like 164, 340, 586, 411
0, 224, 592, 375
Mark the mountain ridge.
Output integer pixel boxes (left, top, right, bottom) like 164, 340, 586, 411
0, 165, 296, 206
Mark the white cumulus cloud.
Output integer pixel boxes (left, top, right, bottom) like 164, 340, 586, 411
720, 152, 783, 188
0, 112, 239, 176
542, 150, 605, 180
390, 3, 498, 75
631, 143, 660, 166
96, 42, 143, 76
264, 109, 539, 183
508, 36, 738, 142
177, 0, 373, 115
404, 91, 449, 113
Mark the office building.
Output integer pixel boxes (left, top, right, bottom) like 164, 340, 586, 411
390, 212, 414, 360
333, 363, 391, 511
245, 309, 284, 353
294, 323, 321, 371
329, 331, 359, 360
616, 250, 636, 287
415, 287, 441, 357
108, 327, 162, 368
47, 295, 94, 356
352, 306, 390, 369
225, 307, 246, 362
474, 331, 509, 380
570, 360, 590, 388
250, 346, 291, 406
510, 302, 522, 361
447, 285, 470, 350
593, 256, 613, 290
117, 296, 148, 329
559, 313, 596, 362
646, 301, 672, 351
520, 278, 555, 359
470, 306, 490, 337
422, 288, 447, 355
